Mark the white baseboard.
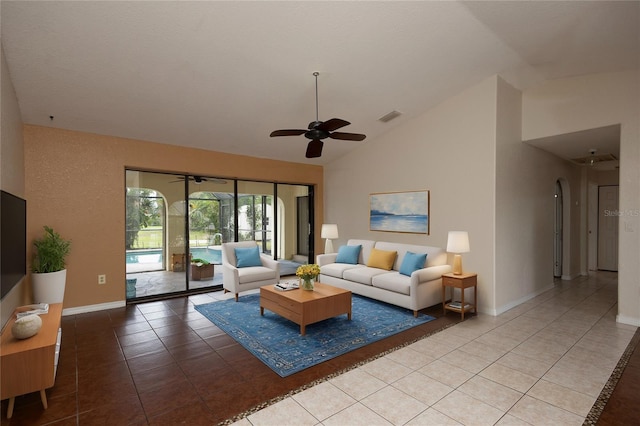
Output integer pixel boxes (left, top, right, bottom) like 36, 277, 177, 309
616, 314, 640, 327
561, 273, 579, 280
493, 282, 556, 316
62, 300, 126, 316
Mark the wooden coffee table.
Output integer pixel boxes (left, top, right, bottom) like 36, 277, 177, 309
260, 282, 352, 335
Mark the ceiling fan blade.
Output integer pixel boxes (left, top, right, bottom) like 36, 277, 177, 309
317, 118, 350, 132
270, 129, 306, 137
305, 139, 324, 158
329, 132, 367, 141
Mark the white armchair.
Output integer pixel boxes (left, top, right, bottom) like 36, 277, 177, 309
221, 241, 280, 301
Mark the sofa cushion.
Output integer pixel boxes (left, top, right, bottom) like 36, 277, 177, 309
366, 248, 397, 270
375, 241, 446, 268
347, 239, 376, 264
237, 266, 277, 283
335, 244, 362, 264
235, 246, 262, 268
399, 251, 427, 276
320, 262, 363, 279
372, 272, 411, 295
343, 266, 393, 285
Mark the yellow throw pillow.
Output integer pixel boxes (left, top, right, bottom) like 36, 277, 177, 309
367, 248, 397, 271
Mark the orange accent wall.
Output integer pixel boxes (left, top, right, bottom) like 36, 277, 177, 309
24, 125, 324, 309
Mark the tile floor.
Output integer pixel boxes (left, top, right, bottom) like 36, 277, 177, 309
233, 271, 637, 426
1, 271, 636, 425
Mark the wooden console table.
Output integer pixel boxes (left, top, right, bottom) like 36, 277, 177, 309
0, 303, 63, 418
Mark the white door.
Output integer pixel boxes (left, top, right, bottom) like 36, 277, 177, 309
588, 183, 599, 271
597, 185, 619, 271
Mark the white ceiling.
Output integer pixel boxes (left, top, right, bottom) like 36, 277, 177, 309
1, 1, 638, 165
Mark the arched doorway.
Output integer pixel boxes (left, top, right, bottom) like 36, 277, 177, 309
554, 178, 571, 279
554, 180, 563, 278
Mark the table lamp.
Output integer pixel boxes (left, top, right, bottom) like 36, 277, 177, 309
321, 224, 339, 254
447, 231, 470, 275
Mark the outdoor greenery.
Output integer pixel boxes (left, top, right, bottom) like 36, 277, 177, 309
126, 188, 162, 249
189, 193, 222, 243
32, 226, 72, 273
126, 189, 273, 250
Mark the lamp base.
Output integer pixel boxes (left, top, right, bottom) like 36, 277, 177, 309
452, 254, 463, 275
324, 239, 334, 254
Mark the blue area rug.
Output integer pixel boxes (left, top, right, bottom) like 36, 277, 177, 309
195, 293, 435, 377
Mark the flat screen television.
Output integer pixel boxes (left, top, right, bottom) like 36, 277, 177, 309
1, 190, 27, 299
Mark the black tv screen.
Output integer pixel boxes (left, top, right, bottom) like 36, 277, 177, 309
1, 190, 27, 299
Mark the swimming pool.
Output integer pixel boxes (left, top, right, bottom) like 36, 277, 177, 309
126, 247, 222, 265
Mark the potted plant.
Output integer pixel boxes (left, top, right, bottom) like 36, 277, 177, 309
31, 226, 71, 303
191, 258, 214, 281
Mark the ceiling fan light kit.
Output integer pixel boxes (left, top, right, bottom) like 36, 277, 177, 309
570, 148, 618, 167
270, 72, 366, 158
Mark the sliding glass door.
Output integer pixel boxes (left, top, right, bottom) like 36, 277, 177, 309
126, 170, 313, 301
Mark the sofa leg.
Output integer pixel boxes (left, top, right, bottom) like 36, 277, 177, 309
224, 289, 229, 294
413, 310, 418, 317
235, 293, 239, 302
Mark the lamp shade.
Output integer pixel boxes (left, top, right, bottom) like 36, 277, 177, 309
447, 231, 470, 253
321, 224, 339, 239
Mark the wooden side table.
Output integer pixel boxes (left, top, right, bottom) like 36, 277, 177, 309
442, 272, 477, 320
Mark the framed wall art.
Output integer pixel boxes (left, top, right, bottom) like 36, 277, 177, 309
369, 190, 430, 234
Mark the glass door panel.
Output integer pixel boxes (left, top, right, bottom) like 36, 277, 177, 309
277, 184, 311, 263
237, 181, 274, 255
188, 176, 235, 289
126, 170, 188, 300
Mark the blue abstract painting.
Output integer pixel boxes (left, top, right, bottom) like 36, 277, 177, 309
370, 190, 429, 234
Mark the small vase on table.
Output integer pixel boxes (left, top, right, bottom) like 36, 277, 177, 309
296, 264, 321, 291
300, 277, 315, 291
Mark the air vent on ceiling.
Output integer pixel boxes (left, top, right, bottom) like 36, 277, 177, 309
570, 152, 617, 166
378, 110, 402, 123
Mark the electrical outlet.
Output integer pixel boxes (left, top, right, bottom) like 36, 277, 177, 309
98, 274, 106, 285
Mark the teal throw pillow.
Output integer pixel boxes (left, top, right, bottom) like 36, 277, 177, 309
335, 245, 362, 264
399, 251, 427, 276
235, 246, 262, 268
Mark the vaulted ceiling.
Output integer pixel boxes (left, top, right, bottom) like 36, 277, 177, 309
2, 1, 638, 164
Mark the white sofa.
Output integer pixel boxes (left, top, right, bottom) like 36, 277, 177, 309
317, 239, 452, 316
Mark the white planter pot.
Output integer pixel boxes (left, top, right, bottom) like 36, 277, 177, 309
32, 269, 67, 304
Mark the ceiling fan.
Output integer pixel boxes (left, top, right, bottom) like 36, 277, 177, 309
170, 176, 227, 184
270, 72, 366, 158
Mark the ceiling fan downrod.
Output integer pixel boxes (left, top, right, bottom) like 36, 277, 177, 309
313, 72, 320, 125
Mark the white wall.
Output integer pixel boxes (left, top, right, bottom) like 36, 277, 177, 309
495, 77, 583, 314
522, 70, 640, 326
1, 44, 27, 327
325, 76, 497, 313
325, 72, 631, 318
